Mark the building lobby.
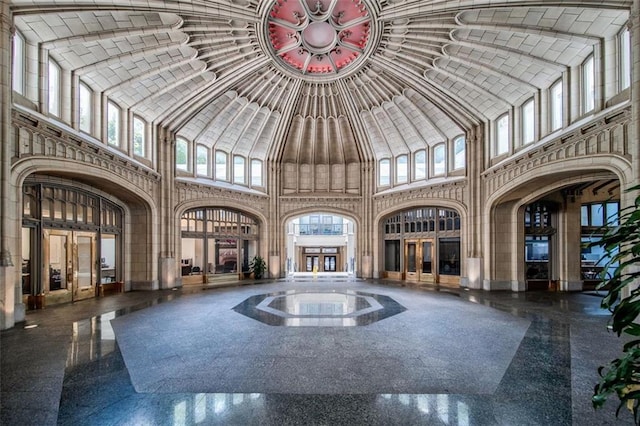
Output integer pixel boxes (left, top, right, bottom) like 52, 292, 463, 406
1, 0, 639, 424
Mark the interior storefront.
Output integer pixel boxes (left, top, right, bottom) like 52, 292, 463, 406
180, 208, 259, 284
382, 207, 461, 286
21, 180, 123, 308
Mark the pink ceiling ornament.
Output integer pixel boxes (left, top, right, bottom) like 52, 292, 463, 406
265, 0, 374, 79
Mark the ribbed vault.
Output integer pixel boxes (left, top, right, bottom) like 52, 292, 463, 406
11, 0, 631, 167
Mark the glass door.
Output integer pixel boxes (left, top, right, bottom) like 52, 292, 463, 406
405, 239, 435, 282
405, 241, 418, 280
306, 256, 319, 272
420, 240, 435, 283
73, 232, 96, 301
44, 230, 96, 301
324, 256, 337, 272
45, 230, 69, 292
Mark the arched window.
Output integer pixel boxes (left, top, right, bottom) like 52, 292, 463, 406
396, 155, 408, 184
495, 114, 509, 156
379, 159, 390, 186
582, 54, 595, 113
106, 101, 120, 147
78, 82, 92, 134
48, 58, 61, 117
433, 144, 445, 175
521, 98, 535, 145
215, 151, 228, 181
549, 80, 563, 132
176, 138, 189, 171
453, 136, 465, 169
196, 145, 209, 176
251, 159, 263, 186
620, 28, 631, 91
234, 156, 245, 184
414, 150, 426, 180
132, 116, 145, 157
12, 31, 25, 95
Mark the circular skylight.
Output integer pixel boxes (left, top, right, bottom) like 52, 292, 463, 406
264, 0, 375, 80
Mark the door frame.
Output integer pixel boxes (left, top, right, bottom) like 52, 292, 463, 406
43, 229, 97, 302
404, 238, 436, 283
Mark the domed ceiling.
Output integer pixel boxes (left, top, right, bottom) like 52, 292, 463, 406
12, 0, 630, 165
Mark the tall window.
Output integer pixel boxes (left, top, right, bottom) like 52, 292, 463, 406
582, 55, 595, 113
453, 136, 465, 169
433, 144, 445, 175
78, 83, 92, 134
196, 145, 208, 176
379, 159, 390, 186
251, 159, 263, 186
549, 80, 563, 131
48, 59, 61, 117
106, 101, 120, 147
496, 114, 509, 156
521, 99, 534, 145
233, 156, 245, 184
132, 116, 145, 157
414, 150, 426, 179
215, 151, 228, 181
396, 155, 408, 184
620, 28, 631, 91
176, 138, 189, 171
12, 32, 25, 95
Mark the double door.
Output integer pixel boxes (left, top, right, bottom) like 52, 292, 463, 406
405, 239, 435, 283
44, 230, 97, 301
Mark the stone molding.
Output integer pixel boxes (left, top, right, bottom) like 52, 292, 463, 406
278, 194, 363, 219
174, 180, 270, 214
373, 180, 467, 214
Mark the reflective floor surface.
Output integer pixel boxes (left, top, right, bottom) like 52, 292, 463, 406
0, 279, 635, 425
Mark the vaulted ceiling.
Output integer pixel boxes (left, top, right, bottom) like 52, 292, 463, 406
12, 0, 631, 165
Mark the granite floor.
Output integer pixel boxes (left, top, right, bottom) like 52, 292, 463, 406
0, 278, 636, 425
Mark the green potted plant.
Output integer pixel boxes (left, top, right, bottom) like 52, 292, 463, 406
591, 186, 640, 423
249, 255, 267, 279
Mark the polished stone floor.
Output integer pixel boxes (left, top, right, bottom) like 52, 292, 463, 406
0, 278, 636, 425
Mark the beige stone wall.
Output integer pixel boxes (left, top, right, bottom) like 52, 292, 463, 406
481, 104, 634, 290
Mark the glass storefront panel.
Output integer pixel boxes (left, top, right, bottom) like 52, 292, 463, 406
21, 227, 32, 295
48, 234, 67, 290
525, 236, 549, 280
217, 239, 238, 273
439, 238, 460, 276
181, 208, 259, 278
100, 235, 117, 283
384, 240, 400, 272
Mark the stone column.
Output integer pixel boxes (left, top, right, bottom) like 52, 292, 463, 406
557, 196, 583, 291
462, 125, 484, 289
360, 160, 374, 279
0, 3, 20, 329
157, 126, 175, 289
268, 159, 280, 278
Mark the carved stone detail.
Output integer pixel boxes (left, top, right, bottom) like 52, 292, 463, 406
12, 110, 160, 196
482, 106, 631, 196
373, 180, 468, 213
279, 194, 363, 217
175, 181, 270, 214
